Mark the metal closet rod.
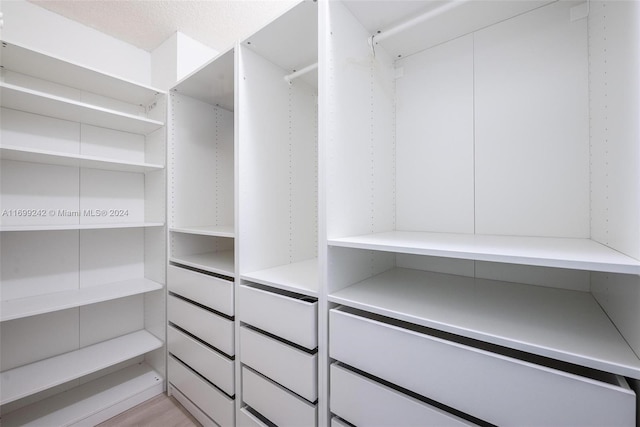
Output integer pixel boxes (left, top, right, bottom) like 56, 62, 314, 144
372, 0, 472, 44
284, 62, 318, 83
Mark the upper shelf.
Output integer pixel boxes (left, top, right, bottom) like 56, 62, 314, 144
0, 40, 164, 106
0, 223, 164, 232
170, 250, 235, 277
328, 231, 640, 274
242, 258, 319, 297
329, 267, 640, 379
0, 83, 164, 135
170, 225, 235, 238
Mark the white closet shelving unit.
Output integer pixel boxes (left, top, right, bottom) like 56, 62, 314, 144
237, 1, 320, 426
324, 0, 640, 425
0, 41, 166, 425
167, 47, 237, 427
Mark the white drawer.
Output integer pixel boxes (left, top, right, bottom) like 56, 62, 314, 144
242, 366, 317, 427
168, 265, 234, 316
168, 326, 235, 396
330, 308, 636, 426
239, 284, 317, 350
331, 363, 475, 426
169, 384, 218, 427
168, 295, 234, 356
331, 417, 350, 427
169, 356, 235, 427
238, 406, 269, 427
240, 325, 317, 402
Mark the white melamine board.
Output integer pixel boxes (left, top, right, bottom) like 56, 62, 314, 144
1, 363, 162, 427
173, 49, 234, 111
329, 267, 640, 378
145, 126, 166, 167
329, 231, 640, 274
1, 278, 162, 321
0, 230, 78, 300
0, 330, 162, 405
395, 35, 474, 233
327, 246, 395, 294
326, 0, 395, 238
242, 258, 319, 297
170, 94, 234, 229
0, 160, 79, 227
79, 296, 145, 347
0, 146, 163, 173
79, 169, 144, 224
0, 223, 163, 232
589, 1, 640, 259
238, 46, 317, 274
0, 41, 164, 106
79, 124, 146, 164
343, 0, 553, 58
0, 309, 79, 372
242, 1, 317, 87
170, 251, 235, 277
0, 83, 164, 135
1, 107, 80, 153
170, 225, 235, 238
145, 170, 166, 225
80, 228, 144, 286
169, 385, 218, 427
474, 1, 589, 237
145, 227, 167, 285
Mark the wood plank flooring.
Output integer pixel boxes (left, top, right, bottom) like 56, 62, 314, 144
97, 394, 200, 427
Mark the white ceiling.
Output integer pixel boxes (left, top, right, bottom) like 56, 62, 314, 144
27, 0, 298, 52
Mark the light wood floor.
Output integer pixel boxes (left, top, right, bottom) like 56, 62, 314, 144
97, 394, 200, 427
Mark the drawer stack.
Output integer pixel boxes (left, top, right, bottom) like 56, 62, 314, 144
239, 283, 318, 426
329, 307, 636, 426
167, 265, 235, 427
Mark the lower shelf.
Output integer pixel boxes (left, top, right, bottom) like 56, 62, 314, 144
1, 363, 163, 427
170, 251, 235, 277
242, 258, 319, 297
0, 330, 163, 405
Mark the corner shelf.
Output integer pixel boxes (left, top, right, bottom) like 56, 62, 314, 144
0, 330, 163, 405
170, 250, 235, 277
0, 146, 164, 173
242, 258, 319, 297
0, 223, 165, 232
170, 225, 235, 238
1, 363, 162, 427
328, 231, 640, 274
329, 267, 640, 379
0, 83, 164, 135
1, 278, 163, 322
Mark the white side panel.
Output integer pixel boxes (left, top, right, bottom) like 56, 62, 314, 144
144, 170, 166, 224
79, 169, 145, 224
1, 108, 80, 153
325, 0, 395, 238
0, 230, 79, 300
327, 246, 395, 294
0, 160, 79, 226
79, 125, 145, 163
589, 0, 640, 259
395, 35, 474, 234
0, 309, 79, 371
79, 228, 144, 287
474, 1, 589, 237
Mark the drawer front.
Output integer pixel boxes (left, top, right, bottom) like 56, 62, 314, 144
240, 326, 317, 402
330, 308, 636, 426
331, 363, 475, 427
168, 295, 234, 356
331, 417, 351, 427
169, 384, 218, 427
239, 284, 317, 350
169, 356, 235, 427
238, 406, 269, 427
242, 366, 317, 427
168, 265, 234, 316
168, 326, 235, 396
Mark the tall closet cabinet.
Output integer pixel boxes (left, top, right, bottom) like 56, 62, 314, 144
0, 42, 167, 425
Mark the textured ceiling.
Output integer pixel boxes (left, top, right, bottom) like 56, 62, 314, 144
27, 0, 298, 52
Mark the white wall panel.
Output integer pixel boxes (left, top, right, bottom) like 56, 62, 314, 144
79, 296, 144, 347
1, 108, 80, 153
474, 1, 589, 238
79, 169, 145, 224
80, 125, 145, 163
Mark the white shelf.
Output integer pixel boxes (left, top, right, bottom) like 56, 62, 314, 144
0, 146, 164, 173
328, 231, 640, 274
1, 40, 164, 107
1, 363, 163, 427
170, 225, 235, 238
170, 250, 235, 277
0, 83, 164, 135
0, 329, 163, 405
1, 278, 163, 322
329, 267, 640, 379
242, 258, 319, 297
0, 223, 164, 232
